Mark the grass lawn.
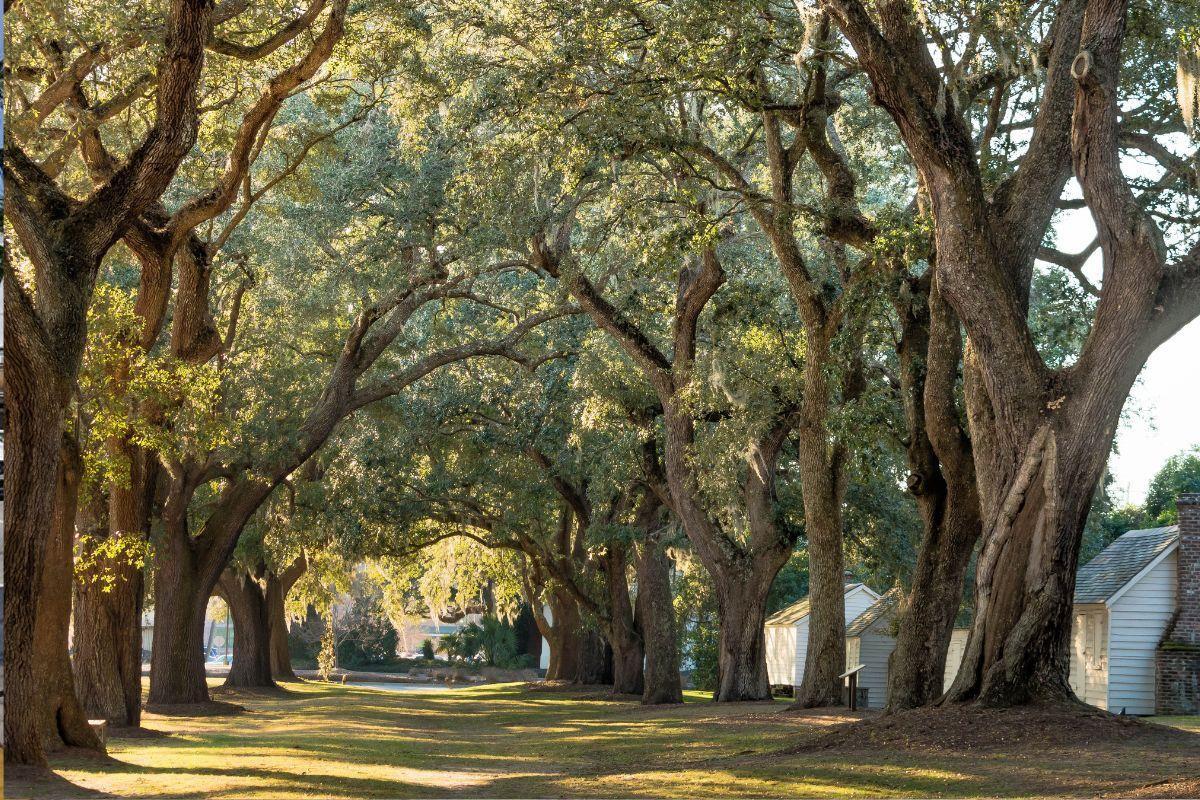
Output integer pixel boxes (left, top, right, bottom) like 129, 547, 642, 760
6, 681, 1199, 799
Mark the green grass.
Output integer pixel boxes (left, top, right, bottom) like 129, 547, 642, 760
7, 682, 1199, 799
1152, 715, 1200, 733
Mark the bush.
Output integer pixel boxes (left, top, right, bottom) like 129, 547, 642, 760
437, 616, 528, 668
334, 579, 400, 668
420, 638, 436, 661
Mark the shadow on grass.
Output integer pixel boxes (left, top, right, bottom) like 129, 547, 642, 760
20, 682, 1200, 799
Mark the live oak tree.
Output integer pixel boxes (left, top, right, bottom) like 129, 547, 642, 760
820, 0, 1200, 705
4, 0, 213, 764
139, 111, 572, 706
340, 355, 682, 699
449, 0, 913, 704
68, 0, 355, 728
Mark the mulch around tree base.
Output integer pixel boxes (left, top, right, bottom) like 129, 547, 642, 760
523, 681, 645, 701
106, 725, 173, 739
143, 699, 246, 717
782, 701, 1197, 754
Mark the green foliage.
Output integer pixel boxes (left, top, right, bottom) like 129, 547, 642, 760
421, 639, 436, 661
318, 613, 338, 681
1145, 448, 1200, 524
335, 580, 402, 669
78, 283, 226, 499
438, 617, 530, 669
674, 556, 720, 693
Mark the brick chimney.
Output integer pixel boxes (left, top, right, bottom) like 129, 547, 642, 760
1173, 493, 1200, 646
1156, 493, 1200, 714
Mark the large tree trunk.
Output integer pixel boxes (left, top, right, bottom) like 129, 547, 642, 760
713, 563, 775, 702
34, 436, 104, 755
3, 280, 78, 766
887, 273, 982, 711
540, 590, 583, 681
73, 443, 153, 726
265, 570, 298, 681
946, 413, 1115, 706
636, 536, 682, 705
602, 545, 644, 695
147, 528, 211, 706
217, 569, 277, 689
577, 626, 614, 685
793, 343, 850, 709
73, 570, 145, 726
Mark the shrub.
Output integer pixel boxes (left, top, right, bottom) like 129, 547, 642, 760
420, 638, 436, 661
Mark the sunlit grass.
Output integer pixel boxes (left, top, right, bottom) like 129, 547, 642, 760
7, 681, 1199, 799
1152, 715, 1200, 733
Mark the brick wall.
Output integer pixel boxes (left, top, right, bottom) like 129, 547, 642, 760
1172, 494, 1200, 646
1155, 494, 1200, 714
1156, 648, 1200, 714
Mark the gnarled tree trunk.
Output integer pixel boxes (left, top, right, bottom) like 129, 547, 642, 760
886, 272, 981, 711
34, 435, 104, 755
217, 569, 277, 689
713, 560, 776, 702
602, 544, 644, 695
636, 535, 682, 705
73, 444, 153, 726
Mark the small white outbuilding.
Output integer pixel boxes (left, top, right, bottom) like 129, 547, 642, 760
765, 582, 881, 689
1069, 525, 1181, 714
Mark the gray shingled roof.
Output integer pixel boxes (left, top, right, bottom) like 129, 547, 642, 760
846, 588, 901, 636
766, 583, 864, 626
1074, 526, 1178, 604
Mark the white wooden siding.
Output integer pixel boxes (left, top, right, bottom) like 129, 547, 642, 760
1105, 550, 1177, 715
767, 585, 881, 687
1069, 605, 1109, 709
792, 618, 810, 685
766, 625, 797, 686
850, 628, 897, 708
943, 628, 969, 692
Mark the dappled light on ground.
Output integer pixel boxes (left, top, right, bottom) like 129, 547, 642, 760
5, 682, 1199, 799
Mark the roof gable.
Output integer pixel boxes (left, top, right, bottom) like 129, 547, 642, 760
1074, 526, 1178, 604
765, 583, 877, 626
846, 587, 901, 636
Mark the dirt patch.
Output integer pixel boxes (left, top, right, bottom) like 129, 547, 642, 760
784, 702, 1197, 754
1111, 775, 1200, 798
143, 699, 246, 717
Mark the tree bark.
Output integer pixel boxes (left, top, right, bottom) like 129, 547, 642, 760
635, 536, 683, 705
73, 443, 153, 727
2, 283, 71, 766
265, 556, 306, 681
538, 589, 583, 681
72, 569, 145, 726
577, 626, 614, 685
886, 272, 982, 711
33, 435, 104, 755
217, 569, 277, 689
2, 0, 212, 761
792, 330, 854, 709
713, 562, 775, 702
146, 514, 211, 706
602, 544, 644, 695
